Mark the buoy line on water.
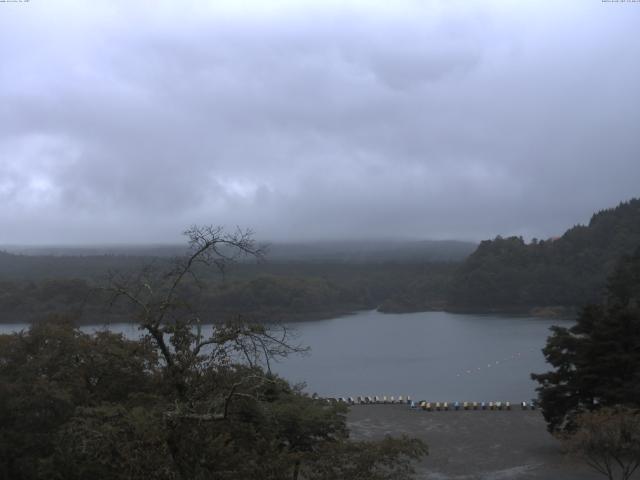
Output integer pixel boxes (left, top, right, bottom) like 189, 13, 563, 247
454, 347, 538, 378
322, 397, 537, 411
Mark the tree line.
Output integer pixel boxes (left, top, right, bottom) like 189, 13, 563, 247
1, 198, 639, 324
0, 226, 428, 480
532, 246, 640, 480
448, 199, 640, 312
0, 258, 457, 324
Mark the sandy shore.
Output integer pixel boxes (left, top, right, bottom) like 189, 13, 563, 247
347, 405, 617, 480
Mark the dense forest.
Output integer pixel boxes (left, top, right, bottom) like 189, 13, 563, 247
447, 199, 640, 314
0, 244, 461, 324
1, 199, 639, 323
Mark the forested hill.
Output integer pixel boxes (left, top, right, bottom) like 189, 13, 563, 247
2, 239, 476, 266
448, 198, 640, 312
264, 240, 476, 263
0, 248, 458, 324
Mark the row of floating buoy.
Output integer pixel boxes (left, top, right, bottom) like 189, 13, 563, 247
327, 395, 412, 405
414, 400, 537, 411
414, 400, 535, 411
456, 348, 535, 377
455, 349, 537, 378
325, 397, 537, 411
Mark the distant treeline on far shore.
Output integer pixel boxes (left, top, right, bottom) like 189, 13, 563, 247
1, 198, 639, 324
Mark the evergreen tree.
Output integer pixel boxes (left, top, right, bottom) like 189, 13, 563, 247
532, 247, 640, 433
450, 198, 640, 310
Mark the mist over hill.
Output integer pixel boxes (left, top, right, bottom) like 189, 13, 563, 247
1, 239, 475, 269
1, 199, 638, 322
0, 239, 466, 324
263, 240, 476, 263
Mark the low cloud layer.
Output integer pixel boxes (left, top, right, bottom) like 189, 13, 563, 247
1, 1, 639, 244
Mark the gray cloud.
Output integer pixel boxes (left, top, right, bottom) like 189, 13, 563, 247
0, 0, 639, 244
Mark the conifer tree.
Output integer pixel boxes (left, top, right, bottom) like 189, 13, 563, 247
532, 247, 640, 433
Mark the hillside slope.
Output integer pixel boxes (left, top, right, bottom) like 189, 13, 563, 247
448, 198, 640, 312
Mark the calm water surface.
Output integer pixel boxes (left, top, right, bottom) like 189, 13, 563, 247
273, 310, 569, 402
0, 310, 569, 402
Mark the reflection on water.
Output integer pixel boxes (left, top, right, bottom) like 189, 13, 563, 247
0, 310, 570, 402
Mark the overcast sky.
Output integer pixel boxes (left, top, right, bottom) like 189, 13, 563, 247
1, 0, 639, 245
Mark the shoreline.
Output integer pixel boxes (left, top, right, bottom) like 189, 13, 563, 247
381, 305, 577, 320
0, 305, 576, 327
347, 404, 601, 480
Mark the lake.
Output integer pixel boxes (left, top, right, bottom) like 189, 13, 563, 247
272, 310, 568, 402
0, 310, 568, 403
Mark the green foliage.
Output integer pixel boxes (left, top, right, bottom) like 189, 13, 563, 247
200, 275, 368, 320
563, 407, 640, 480
532, 248, 640, 433
53, 404, 175, 480
449, 199, 640, 310
0, 320, 160, 480
0, 227, 427, 479
0, 317, 427, 480
0, 263, 458, 324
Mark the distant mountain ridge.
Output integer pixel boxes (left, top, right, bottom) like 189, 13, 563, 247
3, 199, 637, 320
1, 239, 476, 265
447, 198, 640, 312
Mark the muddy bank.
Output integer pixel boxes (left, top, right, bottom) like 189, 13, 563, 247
347, 405, 611, 480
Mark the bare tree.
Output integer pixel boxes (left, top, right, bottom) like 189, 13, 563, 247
106, 225, 305, 406
562, 407, 640, 480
